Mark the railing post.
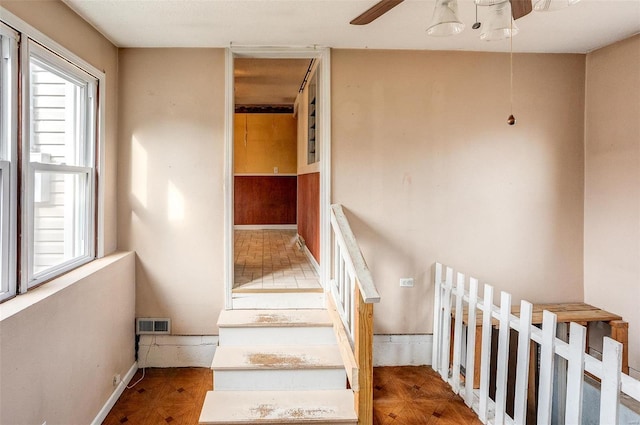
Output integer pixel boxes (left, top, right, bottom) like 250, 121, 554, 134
452, 273, 465, 393
432, 263, 443, 374
565, 322, 586, 425
513, 300, 533, 425
464, 277, 478, 406
354, 286, 374, 425
494, 291, 512, 425
478, 283, 493, 423
600, 338, 622, 424
538, 310, 557, 425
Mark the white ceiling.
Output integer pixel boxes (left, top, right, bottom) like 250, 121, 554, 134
63, 0, 640, 54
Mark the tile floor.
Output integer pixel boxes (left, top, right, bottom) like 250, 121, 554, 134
103, 366, 482, 425
233, 230, 321, 291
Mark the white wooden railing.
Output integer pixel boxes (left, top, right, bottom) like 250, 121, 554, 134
328, 204, 380, 425
432, 262, 640, 425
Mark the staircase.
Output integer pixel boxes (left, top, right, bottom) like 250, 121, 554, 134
198, 308, 358, 424
200, 205, 380, 424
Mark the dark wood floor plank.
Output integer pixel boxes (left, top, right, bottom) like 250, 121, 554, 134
103, 366, 482, 425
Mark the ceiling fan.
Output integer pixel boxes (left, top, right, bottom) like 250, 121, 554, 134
350, 0, 533, 25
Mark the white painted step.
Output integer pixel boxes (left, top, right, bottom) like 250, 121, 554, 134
212, 345, 346, 391
233, 292, 325, 309
199, 390, 357, 424
218, 309, 336, 346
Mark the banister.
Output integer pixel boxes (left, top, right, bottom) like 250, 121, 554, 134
329, 203, 380, 425
330, 204, 380, 304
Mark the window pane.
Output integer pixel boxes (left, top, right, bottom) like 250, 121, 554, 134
29, 59, 88, 167
32, 170, 89, 277
0, 24, 17, 300
0, 167, 7, 295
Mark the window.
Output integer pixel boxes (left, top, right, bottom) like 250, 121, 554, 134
0, 22, 18, 302
0, 13, 102, 302
23, 41, 97, 288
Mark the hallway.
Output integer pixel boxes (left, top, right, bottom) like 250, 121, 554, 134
233, 229, 321, 291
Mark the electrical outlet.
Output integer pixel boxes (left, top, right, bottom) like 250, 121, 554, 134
113, 374, 121, 387
400, 278, 414, 287
273, 166, 279, 174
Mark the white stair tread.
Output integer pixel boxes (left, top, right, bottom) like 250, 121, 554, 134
212, 345, 343, 370
199, 390, 357, 424
218, 309, 331, 328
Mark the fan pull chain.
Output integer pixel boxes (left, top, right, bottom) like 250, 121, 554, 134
507, 14, 516, 126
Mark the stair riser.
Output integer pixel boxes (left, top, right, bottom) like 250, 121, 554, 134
219, 327, 336, 346
232, 292, 325, 309
201, 421, 356, 425
200, 419, 357, 425
199, 390, 358, 424
213, 369, 346, 391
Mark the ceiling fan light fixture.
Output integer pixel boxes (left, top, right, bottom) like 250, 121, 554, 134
426, 0, 465, 37
533, 0, 580, 12
480, 1, 519, 41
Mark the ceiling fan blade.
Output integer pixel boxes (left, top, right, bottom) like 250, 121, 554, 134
510, 0, 533, 20
350, 0, 404, 25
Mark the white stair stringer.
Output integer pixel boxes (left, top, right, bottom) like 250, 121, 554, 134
199, 308, 357, 424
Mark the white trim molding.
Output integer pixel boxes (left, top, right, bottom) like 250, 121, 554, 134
91, 362, 138, 425
234, 224, 297, 230
138, 335, 218, 368
373, 334, 433, 367
302, 244, 321, 275
224, 46, 331, 310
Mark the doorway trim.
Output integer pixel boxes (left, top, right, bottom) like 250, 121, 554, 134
224, 46, 332, 310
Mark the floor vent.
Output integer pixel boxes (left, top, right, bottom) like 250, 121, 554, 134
136, 318, 171, 335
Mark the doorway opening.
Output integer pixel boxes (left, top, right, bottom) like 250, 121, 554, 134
224, 48, 331, 309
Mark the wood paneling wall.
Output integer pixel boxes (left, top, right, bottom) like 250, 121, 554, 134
297, 172, 320, 263
234, 176, 297, 225
234, 113, 297, 174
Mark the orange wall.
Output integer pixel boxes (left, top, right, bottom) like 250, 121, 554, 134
584, 35, 640, 375
332, 49, 586, 334
234, 113, 297, 174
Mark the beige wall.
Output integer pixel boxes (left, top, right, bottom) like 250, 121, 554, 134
118, 48, 226, 335
234, 113, 297, 174
332, 49, 586, 334
0, 252, 135, 425
1, 0, 119, 254
584, 35, 640, 374
0, 3, 134, 424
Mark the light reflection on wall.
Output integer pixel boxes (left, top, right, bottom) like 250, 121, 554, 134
131, 136, 148, 208
167, 180, 184, 222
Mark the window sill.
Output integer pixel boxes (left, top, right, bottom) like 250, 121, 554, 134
0, 251, 133, 321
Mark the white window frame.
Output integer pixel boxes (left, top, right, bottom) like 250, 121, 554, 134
21, 39, 98, 290
0, 8, 106, 300
0, 22, 18, 302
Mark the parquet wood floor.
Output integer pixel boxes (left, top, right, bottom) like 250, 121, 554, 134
102, 366, 481, 425
102, 368, 212, 425
373, 367, 482, 425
